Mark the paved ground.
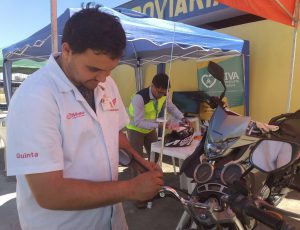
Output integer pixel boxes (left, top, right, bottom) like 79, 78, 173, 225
1, 149, 300, 230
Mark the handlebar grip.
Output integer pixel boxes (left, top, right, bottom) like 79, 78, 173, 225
246, 205, 285, 230
228, 181, 296, 230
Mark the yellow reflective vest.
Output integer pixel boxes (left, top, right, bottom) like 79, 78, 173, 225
127, 87, 166, 134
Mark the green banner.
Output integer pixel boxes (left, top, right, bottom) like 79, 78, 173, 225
197, 56, 245, 108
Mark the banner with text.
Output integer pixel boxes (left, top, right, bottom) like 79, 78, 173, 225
119, 0, 227, 21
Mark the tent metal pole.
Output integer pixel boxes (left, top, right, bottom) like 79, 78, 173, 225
134, 67, 143, 91
286, 28, 298, 112
286, 0, 299, 112
140, 66, 144, 90
3, 60, 12, 105
135, 58, 143, 91
134, 67, 139, 91
51, 0, 58, 55
242, 41, 250, 116
274, 0, 293, 20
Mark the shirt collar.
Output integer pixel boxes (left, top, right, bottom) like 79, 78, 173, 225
149, 86, 155, 100
47, 54, 76, 93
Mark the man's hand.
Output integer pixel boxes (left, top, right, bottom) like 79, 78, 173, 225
255, 121, 279, 133
128, 169, 164, 201
181, 118, 192, 127
165, 120, 180, 130
164, 118, 192, 130
247, 121, 279, 135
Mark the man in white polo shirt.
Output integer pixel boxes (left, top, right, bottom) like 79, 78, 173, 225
6, 3, 163, 230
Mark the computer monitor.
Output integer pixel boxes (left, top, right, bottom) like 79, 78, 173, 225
172, 91, 206, 117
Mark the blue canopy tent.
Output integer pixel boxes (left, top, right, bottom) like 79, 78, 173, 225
2, 7, 247, 107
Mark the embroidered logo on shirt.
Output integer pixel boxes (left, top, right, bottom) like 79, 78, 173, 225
109, 98, 118, 111
100, 97, 119, 111
111, 98, 117, 106
66, 111, 85, 119
16, 152, 39, 159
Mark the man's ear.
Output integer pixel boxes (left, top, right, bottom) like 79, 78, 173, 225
61, 42, 72, 57
150, 84, 155, 94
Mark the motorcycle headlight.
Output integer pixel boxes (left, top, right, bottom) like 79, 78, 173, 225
204, 136, 239, 159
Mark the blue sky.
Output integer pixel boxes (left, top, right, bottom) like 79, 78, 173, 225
0, 0, 129, 48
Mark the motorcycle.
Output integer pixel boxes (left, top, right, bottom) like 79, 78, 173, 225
120, 61, 300, 229
163, 61, 300, 229
159, 138, 300, 229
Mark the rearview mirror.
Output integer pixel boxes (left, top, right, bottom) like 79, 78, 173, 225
250, 140, 293, 172
119, 149, 133, 166
207, 61, 226, 100
208, 61, 225, 86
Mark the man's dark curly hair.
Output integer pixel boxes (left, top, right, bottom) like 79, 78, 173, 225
62, 2, 126, 59
152, 73, 170, 89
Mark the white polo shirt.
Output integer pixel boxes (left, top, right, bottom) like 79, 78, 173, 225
7, 55, 129, 230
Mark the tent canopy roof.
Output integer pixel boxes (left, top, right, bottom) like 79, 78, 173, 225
2, 6, 246, 105
0, 49, 44, 71
2, 7, 245, 67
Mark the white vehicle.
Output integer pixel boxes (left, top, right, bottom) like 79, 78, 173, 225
0, 112, 7, 171
0, 112, 7, 148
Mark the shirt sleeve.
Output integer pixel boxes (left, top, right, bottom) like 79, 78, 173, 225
166, 96, 184, 120
6, 85, 64, 176
131, 94, 159, 130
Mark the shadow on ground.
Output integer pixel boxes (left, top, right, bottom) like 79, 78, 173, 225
119, 166, 184, 230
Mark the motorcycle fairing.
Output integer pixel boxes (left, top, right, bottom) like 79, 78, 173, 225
209, 106, 251, 142
205, 106, 251, 159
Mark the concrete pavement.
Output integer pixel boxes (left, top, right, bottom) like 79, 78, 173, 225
1, 149, 300, 230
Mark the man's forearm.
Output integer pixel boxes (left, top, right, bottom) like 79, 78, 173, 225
26, 171, 134, 210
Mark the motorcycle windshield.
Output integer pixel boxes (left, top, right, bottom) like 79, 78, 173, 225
205, 106, 251, 158
209, 106, 251, 142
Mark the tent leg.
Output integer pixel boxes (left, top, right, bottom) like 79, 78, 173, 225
134, 66, 143, 91
242, 41, 250, 116
286, 27, 298, 112
134, 58, 144, 91
3, 60, 12, 107
51, 0, 58, 55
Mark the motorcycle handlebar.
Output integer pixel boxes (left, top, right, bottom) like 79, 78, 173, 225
159, 186, 210, 210
227, 181, 297, 230
245, 205, 293, 230
160, 186, 296, 230
227, 193, 296, 230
